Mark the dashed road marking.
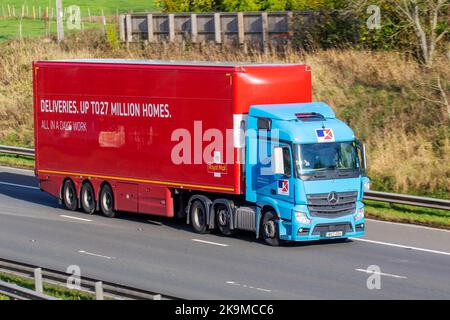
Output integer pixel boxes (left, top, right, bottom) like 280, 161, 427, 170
60, 215, 92, 222
226, 281, 272, 293
78, 250, 115, 260
355, 268, 407, 279
192, 239, 229, 247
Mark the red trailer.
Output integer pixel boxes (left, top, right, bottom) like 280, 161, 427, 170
33, 60, 311, 220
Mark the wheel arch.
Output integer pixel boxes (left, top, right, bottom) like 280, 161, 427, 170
256, 201, 279, 239
60, 177, 75, 199
210, 198, 235, 230
186, 194, 212, 226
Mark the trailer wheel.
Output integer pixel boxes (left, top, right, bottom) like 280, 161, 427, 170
99, 184, 117, 218
262, 211, 281, 246
80, 182, 96, 215
190, 200, 209, 234
216, 204, 235, 236
62, 179, 77, 211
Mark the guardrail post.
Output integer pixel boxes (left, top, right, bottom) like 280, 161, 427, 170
168, 13, 175, 42
147, 14, 154, 43
119, 14, 125, 41
153, 294, 161, 300
126, 14, 132, 42
287, 11, 294, 39
214, 13, 221, 44
261, 12, 269, 52
237, 12, 244, 45
95, 281, 104, 300
34, 268, 43, 293
191, 13, 197, 43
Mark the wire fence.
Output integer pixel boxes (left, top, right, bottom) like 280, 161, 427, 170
0, 3, 124, 39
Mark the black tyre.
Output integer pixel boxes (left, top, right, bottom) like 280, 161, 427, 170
261, 211, 281, 246
99, 184, 117, 218
190, 200, 209, 234
62, 179, 77, 211
80, 182, 96, 214
215, 204, 235, 236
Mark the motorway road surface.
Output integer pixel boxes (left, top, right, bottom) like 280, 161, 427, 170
0, 166, 449, 299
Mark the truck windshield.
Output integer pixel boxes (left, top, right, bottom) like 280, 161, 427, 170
294, 141, 359, 176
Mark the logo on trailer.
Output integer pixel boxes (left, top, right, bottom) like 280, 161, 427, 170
316, 128, 334, 142
277, 180, 289, 195
327, 191, 339, 204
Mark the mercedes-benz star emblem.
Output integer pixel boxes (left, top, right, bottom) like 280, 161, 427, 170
327, 192, 339, 204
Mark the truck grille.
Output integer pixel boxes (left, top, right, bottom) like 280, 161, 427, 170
307, 191, 357, 218
312, 223, 353, 236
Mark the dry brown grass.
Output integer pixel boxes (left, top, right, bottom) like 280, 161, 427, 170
0, 31, 448, 196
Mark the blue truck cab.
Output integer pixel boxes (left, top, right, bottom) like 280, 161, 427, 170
245, 102, 369, 246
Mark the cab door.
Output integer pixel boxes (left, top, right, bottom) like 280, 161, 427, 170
253, 138, 295, 205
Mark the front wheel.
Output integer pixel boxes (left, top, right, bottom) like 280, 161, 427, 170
261, 211, 281, 246
99, 184, 117, 218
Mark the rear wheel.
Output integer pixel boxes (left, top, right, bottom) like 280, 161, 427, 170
190, 200, 209, 234
99, 184, 117, 218
216, 204, 235, 236
80, 182, 96, 214
261, 211, 281, 246
62, 179, 77, 211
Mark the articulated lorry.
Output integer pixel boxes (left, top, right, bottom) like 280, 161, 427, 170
33, 59, 369, 246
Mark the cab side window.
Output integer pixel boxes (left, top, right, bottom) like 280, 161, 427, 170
282, 146, 291, 177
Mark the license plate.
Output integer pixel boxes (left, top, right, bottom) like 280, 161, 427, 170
325, 231, 343, 237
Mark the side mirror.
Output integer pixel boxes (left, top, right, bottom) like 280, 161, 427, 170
356, 140, 367, 175
272, 147, 285, 175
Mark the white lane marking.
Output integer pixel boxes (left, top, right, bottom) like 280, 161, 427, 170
352, 237, 450, 257
78, 250, 115, 260
60, 215, 92, 222
192, 239, 229, 247
355, 268, 407, 279
226, 281, 272, 293
367, 219, 450, 233
0, 181, 39, 190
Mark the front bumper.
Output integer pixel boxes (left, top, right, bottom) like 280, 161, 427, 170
279, 214, 365, 242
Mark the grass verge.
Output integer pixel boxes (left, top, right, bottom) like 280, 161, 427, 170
365, 199, 450, 230
0, 154, 34, 169
0, 272, 95, 300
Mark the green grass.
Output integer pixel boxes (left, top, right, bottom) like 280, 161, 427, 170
0, 17, 104, 40
365, 199, 450, 229
0, 153, 34, 169
0, 0, 158, 17
0, 294, 10, 300
0, 272, 95, 300
0, 0, 158, 40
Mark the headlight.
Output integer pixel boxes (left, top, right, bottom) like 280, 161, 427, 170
295, 211, 311, 224
355, 207, 365, 221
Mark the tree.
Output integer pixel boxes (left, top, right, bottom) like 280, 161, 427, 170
158, 0, 220, 12
392, 0, 449, 67
220, 0, 262, 11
